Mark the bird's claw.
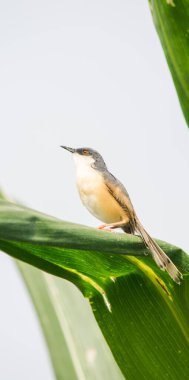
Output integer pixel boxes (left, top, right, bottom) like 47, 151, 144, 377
97, 224, 113, 232
97, 224, 106, 229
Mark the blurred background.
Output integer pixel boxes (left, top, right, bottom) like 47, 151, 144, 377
0, 0, 189, 379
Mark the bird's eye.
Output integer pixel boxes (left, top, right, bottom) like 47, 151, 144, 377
82, 149, 89, 155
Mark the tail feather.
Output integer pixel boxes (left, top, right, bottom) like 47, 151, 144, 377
135, 219, 182, 284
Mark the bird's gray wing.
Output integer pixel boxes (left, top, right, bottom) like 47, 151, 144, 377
103, 171, 136, 231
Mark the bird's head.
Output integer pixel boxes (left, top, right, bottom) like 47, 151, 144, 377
61, 146, 107, 171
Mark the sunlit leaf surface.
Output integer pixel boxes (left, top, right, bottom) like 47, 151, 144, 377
17, 262, 124, 380
0, 198, 189, 379
149, 0, 189, 127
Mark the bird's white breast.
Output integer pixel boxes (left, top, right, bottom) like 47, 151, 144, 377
72, 153, 124, 223
73, 153, 105, 218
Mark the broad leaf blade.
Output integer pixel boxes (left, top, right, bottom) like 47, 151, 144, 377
149, 0, 189, 127
17, 262, 124, 380
92, 271, 189, 380
0, 198, 189, 379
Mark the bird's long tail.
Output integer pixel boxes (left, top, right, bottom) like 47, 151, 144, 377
135, 218, 182, 284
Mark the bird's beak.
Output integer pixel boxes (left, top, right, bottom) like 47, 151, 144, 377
60, 146, 75, 153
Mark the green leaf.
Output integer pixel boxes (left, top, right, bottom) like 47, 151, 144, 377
17, 261, 124, 380
149, 0, 189, 127
1, 198, 189, 379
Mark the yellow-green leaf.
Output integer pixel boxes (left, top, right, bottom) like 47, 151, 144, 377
0, 197, 189, 379
149, 0, 189, 127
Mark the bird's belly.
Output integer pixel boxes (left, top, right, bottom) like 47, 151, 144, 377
78, 182, 125, 224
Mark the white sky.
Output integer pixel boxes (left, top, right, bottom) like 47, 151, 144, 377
0, 1, 189, 379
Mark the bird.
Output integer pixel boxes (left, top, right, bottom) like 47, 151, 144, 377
61, 146, 182, 284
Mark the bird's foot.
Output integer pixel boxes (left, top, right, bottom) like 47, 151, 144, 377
97, 224, 106, 230
97, 224, 113, 232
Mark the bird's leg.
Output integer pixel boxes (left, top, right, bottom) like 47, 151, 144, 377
98, 220, 128, 231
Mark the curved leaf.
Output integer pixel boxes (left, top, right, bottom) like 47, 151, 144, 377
17, 262, 124, 380
149, 0, 189, 127
0, 198, 189, 379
